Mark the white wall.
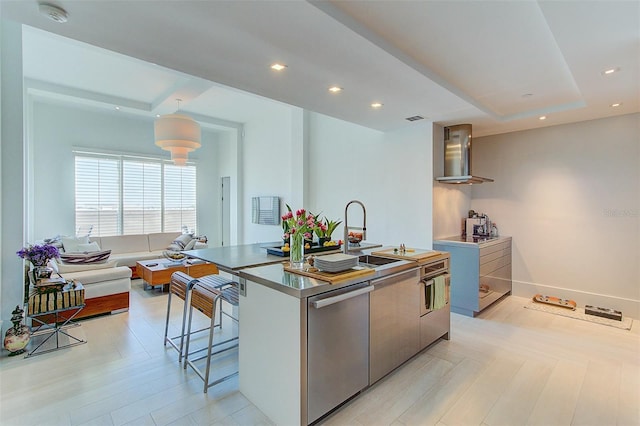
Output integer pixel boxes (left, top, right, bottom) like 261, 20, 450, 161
307, 113, 433, 248
1, 19, 26, 328
241, 104, 298, 244
29, 100, 226, 241
471, 113, 640, 317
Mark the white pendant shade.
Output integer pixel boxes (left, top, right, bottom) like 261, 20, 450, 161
154, 114, 201, 166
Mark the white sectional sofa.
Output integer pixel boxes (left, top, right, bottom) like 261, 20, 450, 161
49, 232, 207, 319
90, 232, 183, 268
50, 260, 133, 319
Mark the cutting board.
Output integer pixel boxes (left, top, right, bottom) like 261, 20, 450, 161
371, 247, 442, 261
283, 265, 374, 284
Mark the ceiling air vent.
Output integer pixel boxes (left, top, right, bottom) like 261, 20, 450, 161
405, 115, 424, 122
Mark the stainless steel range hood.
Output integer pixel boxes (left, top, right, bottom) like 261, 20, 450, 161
435, 124, 493, 184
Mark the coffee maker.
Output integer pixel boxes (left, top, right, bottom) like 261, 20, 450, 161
465, 211, 491, 237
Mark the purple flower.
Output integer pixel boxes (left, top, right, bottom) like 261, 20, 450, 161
16, 244, 60, 267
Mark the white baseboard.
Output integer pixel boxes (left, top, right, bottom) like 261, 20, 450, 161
512, 280, 640, 320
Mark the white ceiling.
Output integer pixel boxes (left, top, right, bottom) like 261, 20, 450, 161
2, 0, 638, 137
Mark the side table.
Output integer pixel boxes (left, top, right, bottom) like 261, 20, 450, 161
26, 281, 87, 357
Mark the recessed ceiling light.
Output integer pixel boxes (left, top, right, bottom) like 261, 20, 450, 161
39, 3, 68, 23
610, 103, 622, 108
328, 86, 342, 93
156, 114, 161, 118
539, 116, 546, 120
115, 106, 121, 111
271, 63, 287, 71
371, 102, 383, 109
602, 67, 620, 75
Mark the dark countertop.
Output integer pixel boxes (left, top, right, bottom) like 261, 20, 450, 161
433, 235, 512, 247
184, 242, 287, 274
185, 241, 378, 274
186, 241, 417, 298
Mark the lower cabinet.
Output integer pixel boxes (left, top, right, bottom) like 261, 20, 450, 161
369, 268, 420, 385
420, 304, 450, 349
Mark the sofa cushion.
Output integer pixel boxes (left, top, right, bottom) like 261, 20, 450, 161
60, 249, 112, 264
61, 235, 89, 252
52, 259, 118, 274
110, 251, 166, 268
183, 238, 197, 250
148, 232, 181, 252
78, 241, 101, 252
82, 278, 131, 299
62, 266, 132, 285
100, 234, 150, 254
171, 233, 194, 250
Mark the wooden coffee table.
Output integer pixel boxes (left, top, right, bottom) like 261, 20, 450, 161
136, 258, 219, 290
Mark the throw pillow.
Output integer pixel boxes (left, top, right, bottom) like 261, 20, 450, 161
170, 233, 193, 250
61, 235, 90, 253
183, 238, 197, 251
77, 241, 101, 252
60, 249, 111, 264
167, 243, 182, 251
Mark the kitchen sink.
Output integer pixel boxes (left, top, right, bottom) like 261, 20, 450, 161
358, 255, 401, 267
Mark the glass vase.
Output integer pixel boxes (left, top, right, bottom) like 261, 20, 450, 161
290, 233, 305, 269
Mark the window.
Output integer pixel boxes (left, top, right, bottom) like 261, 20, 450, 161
75, 153, 197, 237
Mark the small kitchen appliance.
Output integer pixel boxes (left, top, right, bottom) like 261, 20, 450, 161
465, 213, 491, 237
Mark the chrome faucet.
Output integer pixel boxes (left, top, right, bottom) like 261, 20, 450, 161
343, 200, 367, 253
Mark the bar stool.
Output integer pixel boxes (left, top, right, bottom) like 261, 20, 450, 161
164, 269, 233, 362
198, 274, 239, 329
183, 278, 240, 393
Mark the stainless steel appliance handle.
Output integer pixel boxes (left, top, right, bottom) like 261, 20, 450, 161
311, 286, 373, 309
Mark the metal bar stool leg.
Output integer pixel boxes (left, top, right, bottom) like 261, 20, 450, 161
164, 271, 199, 362
184, 281, 239, 393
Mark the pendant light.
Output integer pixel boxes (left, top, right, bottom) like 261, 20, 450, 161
154, 99, 201, 166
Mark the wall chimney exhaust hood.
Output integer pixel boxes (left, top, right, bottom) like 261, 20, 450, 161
435, 124, 493, 184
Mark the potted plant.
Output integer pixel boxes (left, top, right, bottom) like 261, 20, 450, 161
16, 243, 60, 282
315, 217, 342, 246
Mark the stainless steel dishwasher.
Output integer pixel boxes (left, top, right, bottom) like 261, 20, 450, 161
307, 282, 373, 424
369, 268, 421, 384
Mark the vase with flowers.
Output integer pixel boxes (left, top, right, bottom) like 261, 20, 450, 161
282, 206, 318, 269
17, 243, 60, 282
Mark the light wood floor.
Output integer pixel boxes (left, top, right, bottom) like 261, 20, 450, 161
1, 280, 638, 426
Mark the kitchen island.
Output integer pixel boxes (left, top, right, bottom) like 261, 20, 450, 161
237, 250, 450, 425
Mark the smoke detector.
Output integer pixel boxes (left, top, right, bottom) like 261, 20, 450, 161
39, 3, 68, 23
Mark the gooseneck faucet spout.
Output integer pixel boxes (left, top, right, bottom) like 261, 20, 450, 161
343, 200, 367, 254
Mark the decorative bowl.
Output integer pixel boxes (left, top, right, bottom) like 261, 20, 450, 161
163, 250, 186, 261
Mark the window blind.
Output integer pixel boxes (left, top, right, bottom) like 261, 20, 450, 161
75, 156, 120, 236
164, 164, 197, 233
75, 153, 197, 236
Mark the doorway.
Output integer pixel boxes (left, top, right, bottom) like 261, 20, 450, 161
221, 176, 230, 246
